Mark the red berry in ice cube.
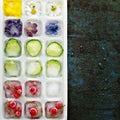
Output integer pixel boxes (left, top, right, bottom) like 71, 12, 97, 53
9, 101, 17, 109
17, 89, 22, 94
15, 110, 21, 117
14, 85, 22, 90
30, 108, 37, 116
14, 93, 20, 99
49, 107, 58, 115
14, 107, 21, 113
55, 101, 63, 109
29, 86, 37, 95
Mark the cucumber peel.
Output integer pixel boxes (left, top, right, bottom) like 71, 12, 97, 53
5, 38, 21, 57
46, 60, 61, 77
26, 39, 42, 57
46, 42, 63, 57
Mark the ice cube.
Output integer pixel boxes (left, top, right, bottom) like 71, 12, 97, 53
25, 101, 42, 119
46, 60, 61, 77
45, 101, 64, 118
25, 81, 41, 97
4, 81, 22, 99
26, 61, 42, 77
5, 101, 22, 118
46, 82, 61, 97
4, 60, 21, 77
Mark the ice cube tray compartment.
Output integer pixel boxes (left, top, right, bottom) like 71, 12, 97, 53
0, 0, 67, 119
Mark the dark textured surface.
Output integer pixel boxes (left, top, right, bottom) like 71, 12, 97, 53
68, 0, 120, 120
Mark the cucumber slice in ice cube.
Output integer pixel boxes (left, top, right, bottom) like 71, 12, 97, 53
4, 60, 20, 77
5, 38, 21, 57
46, 42, 63, 57
26, 39, 42, 57
46, 60, 61, 77
26, 61, 42, 77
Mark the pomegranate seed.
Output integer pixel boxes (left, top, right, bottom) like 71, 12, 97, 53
30, 108, 37, 116
55, 101, 63, 109
15, 111, 21, 117
29, 86, 37, 95
9, 101, 17, 109
49, 107, 58, 115
14, 93, 20, 99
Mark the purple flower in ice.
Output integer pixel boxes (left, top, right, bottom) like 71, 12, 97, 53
4, 19, 22, 37
24, 22, 38, 37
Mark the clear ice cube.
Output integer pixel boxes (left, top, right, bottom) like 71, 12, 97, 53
46, 82, 61, 97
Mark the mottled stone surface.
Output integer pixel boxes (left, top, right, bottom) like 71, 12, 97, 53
68, 0, 120, 120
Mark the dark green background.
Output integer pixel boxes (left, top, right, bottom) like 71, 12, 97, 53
68, 0, 120, 120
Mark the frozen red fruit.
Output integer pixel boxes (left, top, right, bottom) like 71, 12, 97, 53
25, 81, 41, 97
49, 107, 58, 115
55, 101, 63, 109
5, 101, 22, 118
30, 86, 37, 95
4, 81, 22, 99
45, 101, 64, 118
14, 85, 22, 90
15, 110, 21, 117
30, 108, 38, 116
14, 107, 21, 113
17, 89, 22, 94
25, 101, 42, 118
14, 93, 20, 99
9, 101, 17, 109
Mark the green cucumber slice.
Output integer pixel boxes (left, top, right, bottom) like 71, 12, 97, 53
5, 38, 21, 57
26, 40, 42, 57
46, 60, 61, 77
4, 60, 20, 77
46, 42, 63, 57
26, 61, 42, 76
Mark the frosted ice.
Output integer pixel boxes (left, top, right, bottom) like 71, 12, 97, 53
46, 82, 61, 97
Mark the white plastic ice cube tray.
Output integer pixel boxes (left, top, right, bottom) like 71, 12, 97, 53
0, 0, 67, 119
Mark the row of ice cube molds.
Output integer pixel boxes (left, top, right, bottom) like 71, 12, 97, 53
5, 100, 64, 119
4, 19, 62, 37
4, 39, 64, 57
3, 0, 63, 18
4, 80, 62, 98
4, 60, 62, 77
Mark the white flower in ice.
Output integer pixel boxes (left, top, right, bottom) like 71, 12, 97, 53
25, 0, 41, 16
47, 1, 62, 16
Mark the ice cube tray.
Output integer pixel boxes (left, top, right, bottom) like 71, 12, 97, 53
0, 0, 67, 119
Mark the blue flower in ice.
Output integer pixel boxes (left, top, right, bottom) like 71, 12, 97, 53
46, 21, 60, 35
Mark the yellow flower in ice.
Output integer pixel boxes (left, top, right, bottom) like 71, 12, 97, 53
3, 0, 22, 18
